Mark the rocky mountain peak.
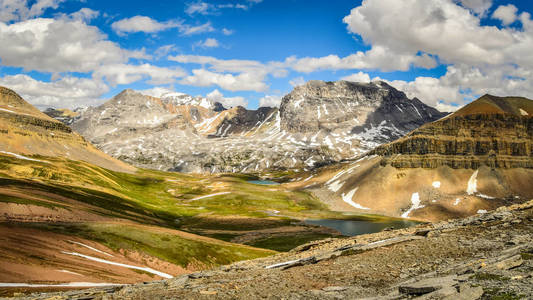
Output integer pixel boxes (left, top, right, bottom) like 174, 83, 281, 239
279, 80, 446, 143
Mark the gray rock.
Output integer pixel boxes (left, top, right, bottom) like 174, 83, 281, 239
52, 81, 444, 174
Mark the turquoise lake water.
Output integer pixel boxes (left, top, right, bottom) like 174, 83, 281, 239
304, 218, 418, 236
248, 180, 281, 185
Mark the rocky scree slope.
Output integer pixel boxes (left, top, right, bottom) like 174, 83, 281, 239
295, 95, 533, 221
20, 200, 533, 299
0, 86, 133, 173
52, 81, 445, 174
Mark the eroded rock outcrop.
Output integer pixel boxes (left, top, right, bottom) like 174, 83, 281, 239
372, 94, 533, 169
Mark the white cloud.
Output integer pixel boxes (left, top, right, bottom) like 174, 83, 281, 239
186, 1, 253, 15
222, 28, 234, 35
137, 86, 175, 98
170, 54, 287, 77
339, 0, 533, 109
342, 0, 532, 68
289, 76, 305, 87
341, 71, 371, 83
180, 69, 268, 92
180, 22, 214, 35
0, 18, 148, 74
285, 48, 437, 73
259, 95, 281, 108
0, 0, 66, 22
387, 63, 533, 111
94, 63, 187, 86
492, 4, 518, 25
194, 38, 220, 49
0, 74, 108, 108
457, 0, 492, 16
154, 44, 179, 58
111, 15, 214, 36
185, 1, 213, 15
169, 55, 288, 92
206, 89, 247, 108
63, 8, 100, 23
111, 16, 179, 34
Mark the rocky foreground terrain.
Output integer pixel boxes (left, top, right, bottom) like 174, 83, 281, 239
15, 200, 533, 299
48, 81, 445, 173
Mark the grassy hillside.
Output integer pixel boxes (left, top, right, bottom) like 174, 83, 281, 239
0, 151, 343, 289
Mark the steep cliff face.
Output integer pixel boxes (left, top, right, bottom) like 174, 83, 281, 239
300, 95, 533, 221
52, 81, 444, 173
0, 86, 134, 173
372, 95, 533, 169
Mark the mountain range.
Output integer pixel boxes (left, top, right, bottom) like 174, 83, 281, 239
47, 80, 445, 174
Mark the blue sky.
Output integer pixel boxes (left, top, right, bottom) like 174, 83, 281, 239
0, 0, 532, 110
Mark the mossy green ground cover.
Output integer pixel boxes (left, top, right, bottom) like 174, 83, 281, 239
21, 222, 274, 268
0, 153, 415, 255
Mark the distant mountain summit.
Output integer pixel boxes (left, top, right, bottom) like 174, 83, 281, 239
46, 81, 445, 173
280, 80, 445, 148
305, 94, 533, 221
159, 91, 218, 110
0, 86, 134, 173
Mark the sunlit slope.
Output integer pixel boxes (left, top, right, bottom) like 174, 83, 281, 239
0, 86, 134, 173
290, 95, 533, 222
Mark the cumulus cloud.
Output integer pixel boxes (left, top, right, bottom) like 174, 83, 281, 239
180, 69, 268, 92
386, 63, 533, 111
0, 18, 147, 73
340, 0, 533, 108
111, 16, 179, 34
289, 76, 305, 87
111, 15, 214, 36
169, 55, 288, 92
94, 63, 187, 86
492, 4, 518, 25
341, 72, 371, 83
457, 0, 492, 16
0, 0, 66, 22
0, 74, 108, 108
64, 8, 100, 22
206, 89, 247, 108
170, 55, 272, 73
285, 48, 437, 73
342, 0, 532, 69
259, 95, 281, 107
137, 86, 175, 98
